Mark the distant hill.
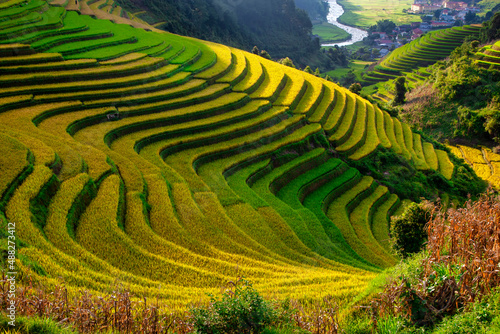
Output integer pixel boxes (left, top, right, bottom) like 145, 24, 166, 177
115, 0, 322, 65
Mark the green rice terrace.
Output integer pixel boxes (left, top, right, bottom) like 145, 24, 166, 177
0, 0, 491, 317
364, 25, 483, 86
477, 39, 500, 69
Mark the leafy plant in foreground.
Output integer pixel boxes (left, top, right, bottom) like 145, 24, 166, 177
190, 277, 277, 334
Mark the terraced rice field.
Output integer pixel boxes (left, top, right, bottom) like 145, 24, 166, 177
364, 25, 482, 85
477, 40, 500, 69
0, 0, 474, 310
447, 144, 500, 188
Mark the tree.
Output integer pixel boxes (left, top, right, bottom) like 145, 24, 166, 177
464, 11, 478, 24
259, 50, 271, 59
303, 65, 313, 74
279, 57, 296, 68
314, 68, 320, 77
481, 12, 500, 42
349, 83, 362, 95
390, 202, 429, 258
251, 46, 260, 55
370, 19, 396, 34
393, 76, 407, 105
433, 8, 442, 20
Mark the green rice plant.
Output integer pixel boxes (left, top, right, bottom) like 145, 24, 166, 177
277, 158, 343, 210
0, 6, 64, 41
245, 149, 328, 250
0, 11, 42, 31
194, 42, 232, 81
302, 167, 377, 270
436, 149, 454, 180
29, 14, 113, 51
392, 117, 411, 160
371, 193, 399, 254
0, 0, 45, 19
348, 185, 397, 267
221, 201, 317, 267
194, 123, 322, 204
65, 29, 164, 60
328, 92, 356, 144
170, 182, 282, 269
423, 142, 439, 171
0, 0, 29, 9
349, 102, 380, 160
401, 122, 425, 169
43, 22, 138, 57
269, 156, 360, 260
226, 158, 270, 208
168, 40, 202, 68
323, 176, 390, 268
183, 40, 216, 73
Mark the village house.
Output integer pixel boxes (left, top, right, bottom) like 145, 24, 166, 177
412, 3, 442, 13
431, 21, 453, 28
372, 31, 388, 39
444, 1, 468, 10
412, 28, 424, 40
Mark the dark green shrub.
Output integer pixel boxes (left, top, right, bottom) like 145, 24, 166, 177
390, 203, 429, 258
191, 277, 278, 334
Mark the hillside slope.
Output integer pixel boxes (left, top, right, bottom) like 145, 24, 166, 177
113, 0, 320, 64
0, 0, 485, 309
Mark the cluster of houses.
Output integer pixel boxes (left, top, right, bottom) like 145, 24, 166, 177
366, 1, 481, 58
410, 0, 481, 27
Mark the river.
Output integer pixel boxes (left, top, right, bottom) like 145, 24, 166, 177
321, 0, 368, 47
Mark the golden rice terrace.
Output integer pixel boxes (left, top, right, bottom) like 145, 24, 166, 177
0, 0, 491, 310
